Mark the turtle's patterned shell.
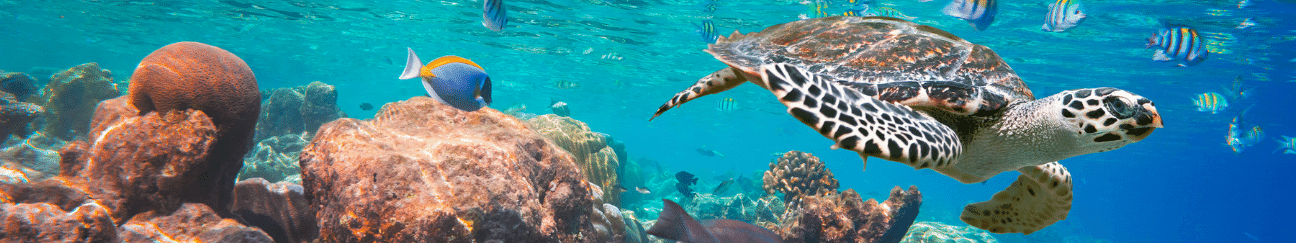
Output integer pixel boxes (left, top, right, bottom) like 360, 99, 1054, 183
707, 16, 1033, 116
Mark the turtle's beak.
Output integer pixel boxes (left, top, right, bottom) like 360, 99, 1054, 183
1126, 102, 1162, 142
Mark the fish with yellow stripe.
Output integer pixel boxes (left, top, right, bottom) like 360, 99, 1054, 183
1146, 25, 1209, 67
943, 0, 998, 31
399, 48, 493, 111
1192, 92, 1228, 114
1275, 136, 1296, 154
1042, 0, 1086, 32
717, 97, 738, 111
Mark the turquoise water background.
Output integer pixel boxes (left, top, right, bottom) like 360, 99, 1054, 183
2, 0, 1293, 242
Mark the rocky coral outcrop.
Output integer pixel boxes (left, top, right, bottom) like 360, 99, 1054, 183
300, 97, 606, 242
0, 71, 38, 101
253, 81, 345, 142
231, 178, 316, 243
32, 63, 120, 140
763, 151, 839, 202
0, 131, 64, 180
525, 114, 620, 205
239, 133, 310, 183
0, 91, 42, 145
118, 203, 274, 242
776, 186, 922, 243
0, 179, 118, 242
900, 221, 998, 243
678, 193, 785, 230
126, 41, 261, 215
58, 97, 220, 223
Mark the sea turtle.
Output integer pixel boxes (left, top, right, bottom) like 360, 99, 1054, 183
649, 16, 1163, 234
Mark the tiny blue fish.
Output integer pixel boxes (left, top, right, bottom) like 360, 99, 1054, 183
695, 20, 720, 43
943, 0, 998, 31
1147, 26, 1209, 66
399, 48, 493, 111
1192, 92, 1227, 114
1042, 0, 1086, 32
482, 0, 507, 32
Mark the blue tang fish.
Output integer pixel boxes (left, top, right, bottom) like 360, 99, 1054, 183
1146, 25, 1209, 66
943, 0, 997, 31
1042, 0, 1086, 32
646, 199, 784, 243
483, 0, 507, 31
399, 48, 493, 111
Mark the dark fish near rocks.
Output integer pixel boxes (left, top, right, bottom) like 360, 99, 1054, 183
713, 179, 734, 195
676, 171, 698, 199
646, 199, 784, 243
676, 171, 698, 185
360, 102, 374, 111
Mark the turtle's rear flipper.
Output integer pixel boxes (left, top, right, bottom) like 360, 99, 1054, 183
757, 63, 962, 170
650, 67, 747, 120
960, 162, 1073, 235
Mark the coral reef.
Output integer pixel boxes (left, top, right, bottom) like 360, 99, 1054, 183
900, 221, 998, 243
300, 97, 608, 242
0, 131, 64, 180
231, 178, 316, 243
0, 71, 38, 101
525, 114, 621, 205
763, 151, 839, 202
253, 81, 346, 142
586, 183, 630, 242
126, 41, 261, 215
0, 180, 118, 242
776, 186, 922, 243
239, 133, 310, 183
58, 97, 220, 222
679, 193, 785, 230
118, 203, 273, 242
35, 62, 121, 140
0, 90, 43, 144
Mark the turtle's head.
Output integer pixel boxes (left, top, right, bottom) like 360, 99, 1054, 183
1054, 87, 1162, 150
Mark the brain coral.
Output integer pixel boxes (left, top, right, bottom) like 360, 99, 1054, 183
763, 151, 839, 202
127, 41, 261, 212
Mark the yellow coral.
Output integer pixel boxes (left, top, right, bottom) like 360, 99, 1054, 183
524, 114, 620, 205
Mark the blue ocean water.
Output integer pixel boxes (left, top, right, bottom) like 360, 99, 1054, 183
1, 0, 1293, 242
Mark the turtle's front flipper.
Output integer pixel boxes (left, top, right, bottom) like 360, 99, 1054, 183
650, 67, 747, 120
960, 162, 1073, 235
757, 63, 962, 170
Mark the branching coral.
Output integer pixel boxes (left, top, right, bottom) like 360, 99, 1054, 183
762, 151, 839, 202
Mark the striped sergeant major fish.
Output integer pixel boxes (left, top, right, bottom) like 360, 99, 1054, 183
1275, 136, 1296, 154
1042, 0, 1086, 32
1192, 92, 1227, 114
695, 20, 720, 44
943, 0, 998, 31
1146, 25, 1209, 67
482, 0, 507, 31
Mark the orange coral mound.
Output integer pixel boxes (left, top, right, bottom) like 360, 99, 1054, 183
127, 41, 261, 213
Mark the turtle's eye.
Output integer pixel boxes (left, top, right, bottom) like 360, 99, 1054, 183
1103, 96, 1135, 119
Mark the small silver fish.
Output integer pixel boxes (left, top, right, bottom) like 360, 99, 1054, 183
1042, 0, 1085, 32
943, 0, 997, 31
635, 187, 652, 194
482, 0, 507, 31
